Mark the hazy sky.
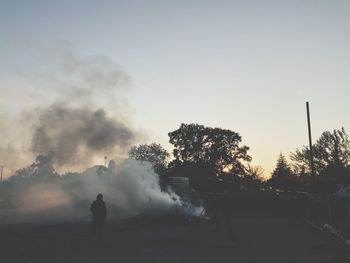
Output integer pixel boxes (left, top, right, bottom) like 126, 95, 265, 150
1, 0, 350, 177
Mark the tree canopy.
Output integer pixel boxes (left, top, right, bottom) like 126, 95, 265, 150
168, 123, 251, 176
268, 153, 295, 189
290, 127, 350, 183
271, 154, 293, 178
128, 143, 170, 173
10, 154, 58, 182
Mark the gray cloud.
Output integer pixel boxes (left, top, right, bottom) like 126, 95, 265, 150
17, 48, 138, 171
32, 105, 135, 166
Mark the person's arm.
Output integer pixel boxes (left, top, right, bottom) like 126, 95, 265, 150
103, 203, 107, 221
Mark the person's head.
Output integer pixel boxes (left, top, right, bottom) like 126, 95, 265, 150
96, 193, 103, 201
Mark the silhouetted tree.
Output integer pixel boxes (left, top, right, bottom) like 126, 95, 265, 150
291, 128, 350, 184
244, 164, 264, 190
246, 164, 265, 181
268, 154, 295, 189
128, 143, 170, 174
10, 154, 58, 181
10, 166, 35, 181
168, 123, 251, 176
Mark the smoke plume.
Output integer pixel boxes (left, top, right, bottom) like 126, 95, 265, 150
32, 105, 134, 166
1, 48, 139, 175
0, 48, 194, 223
1, 159, 193, 223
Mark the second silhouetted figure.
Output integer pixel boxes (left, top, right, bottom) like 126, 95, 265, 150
90, 193, 107, 238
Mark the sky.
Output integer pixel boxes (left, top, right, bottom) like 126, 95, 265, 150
1, 0, 350, 177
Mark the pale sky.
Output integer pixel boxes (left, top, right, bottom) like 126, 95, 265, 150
1, 0, 350, 177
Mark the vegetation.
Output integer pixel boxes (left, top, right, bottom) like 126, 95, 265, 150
10, 154, 58, 182
267, 154, 295, 190
168, 123, 251, 176
290, 127, 350, 190
128, 143, 170, 174
8, 124, 350, 195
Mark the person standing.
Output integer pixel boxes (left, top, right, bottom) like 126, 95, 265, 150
209, 182, 236, 243
90, 193, 107, 238
220, 188, 235, 242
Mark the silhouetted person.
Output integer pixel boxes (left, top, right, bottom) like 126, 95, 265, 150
90, 193, 107, 238
209, 191, 221, 232
209, 184, 236, 243
219, 189, 235, 242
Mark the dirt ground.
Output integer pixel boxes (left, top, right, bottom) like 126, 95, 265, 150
0, 216, 349, 263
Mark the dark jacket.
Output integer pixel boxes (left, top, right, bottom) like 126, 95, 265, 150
90, 200, 107, 222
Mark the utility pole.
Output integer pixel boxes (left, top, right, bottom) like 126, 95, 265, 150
0, 165, 4, 182
306, 102, 316, 186
104, 156, 108, 168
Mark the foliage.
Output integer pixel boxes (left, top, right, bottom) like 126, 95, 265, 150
290, 127, 350, 183
245, 164, 265, 181
10, 154, 58, 181
168, 123, 251, 176
128, 143, 170, 174
271, 154, 293, 179
243, 164, 264, 190
268, 154, 295, 189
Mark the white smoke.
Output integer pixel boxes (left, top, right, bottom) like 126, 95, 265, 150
2, 159, 192, 223
0, 48, 197, 223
